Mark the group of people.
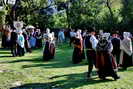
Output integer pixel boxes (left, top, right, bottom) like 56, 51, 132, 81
42, 27, 133, 80
1, 24, 133, 80
1, 24, 56, 61
1, 25, 42, 57
71, 28, 133, 80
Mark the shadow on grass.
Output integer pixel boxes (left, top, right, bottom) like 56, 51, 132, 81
10, 83, 54, 89
0, 58, 43, 63
0, 51, 11, 54
10, 72, 114, 89
21, 61, 85, 69
0, 55, 12, 58
1, 49, 85, 69
0, 48, 12, 57
118, 66, 133, 72
49, 71, 98, 80
0, 48, 10, 50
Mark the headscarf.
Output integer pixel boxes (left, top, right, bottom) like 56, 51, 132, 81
120, 32, 132, 56
123, 32, 130, 39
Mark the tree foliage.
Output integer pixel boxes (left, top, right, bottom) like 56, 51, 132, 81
3, 0, 133, 31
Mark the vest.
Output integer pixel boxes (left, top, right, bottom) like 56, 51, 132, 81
85, 35, 92, 49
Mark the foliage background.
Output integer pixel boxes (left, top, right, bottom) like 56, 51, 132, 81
0, 0, 133, 31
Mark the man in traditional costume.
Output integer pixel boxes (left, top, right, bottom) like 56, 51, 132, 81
111, 32, 121, 66
69, 29, 76, 46
119, 32, 133, 70
10, 29, 18, 57
58, 29, 65, 44
96, 33, 120, 80
35, 29, 42, 48
85, 29, 98, 78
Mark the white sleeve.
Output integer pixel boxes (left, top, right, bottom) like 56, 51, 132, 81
109, 43, 113, 52
129, 39, 133, 54
90, 36, 98, 50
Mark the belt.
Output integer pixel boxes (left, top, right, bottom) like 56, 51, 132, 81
86, 48, 94, 51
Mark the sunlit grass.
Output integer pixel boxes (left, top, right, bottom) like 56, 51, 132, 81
0, 44, 133, 89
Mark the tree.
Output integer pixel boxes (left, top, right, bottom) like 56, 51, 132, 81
120, 0, 133, 31
67, 0, 103, 29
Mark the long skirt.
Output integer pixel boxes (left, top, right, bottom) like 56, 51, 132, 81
10, 42, 17, 57
29, 37, 36, 48
96, 52, 118, 79
43, 42, 51, 61
81, 48, 85, 59
36, 39, 42, 48
120, 52, 133, 69
17, 45, 25, 56
72, 47, 82, 64
25, 40, 32, 53
2, 35, 6, 48
49, 43, 55, 59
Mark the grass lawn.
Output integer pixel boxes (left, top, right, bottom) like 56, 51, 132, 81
0, 44, 133, 89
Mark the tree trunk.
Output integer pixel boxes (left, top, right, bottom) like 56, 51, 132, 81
106, 0, 114, 28
106, 0, 113, 19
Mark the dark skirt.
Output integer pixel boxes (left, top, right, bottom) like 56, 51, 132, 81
121, 52, 133, 69
72, 47, 82, 64
17, 45, 25, 56
70, 37, 75, 46
81, 49, 85, 59
43, 42, 52, 61
36, 39, 42, 48
25, 40, 32, 53
49, 43, 55, 59
96, 51, 118, 78
10, 41, 17, 57
2, 35, 6, 48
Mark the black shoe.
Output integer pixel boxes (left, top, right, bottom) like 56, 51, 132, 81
114, 76, 120, 80
86, 74, 91, 80
99, 76, 106, 80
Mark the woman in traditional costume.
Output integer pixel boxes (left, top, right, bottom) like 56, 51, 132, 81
72, 30, 83, 64
29, 27, 36, 48
23, 29, 32, 53
119, 32, 133, 70
1, 30, 7, 48
43, 28, 55, 61
49, 32, 55, 59
16, 30, 25, 56
78, 29, 85, 60
5, 26, 12, 48
43, 36, 51, 61
96, 33, 120, 80
35, 29, 42, 48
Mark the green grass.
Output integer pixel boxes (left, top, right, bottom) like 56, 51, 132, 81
0, 44, 133, 89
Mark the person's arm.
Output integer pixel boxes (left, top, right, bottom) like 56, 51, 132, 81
108, 42, 113, 52
90, 36, 98, 50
